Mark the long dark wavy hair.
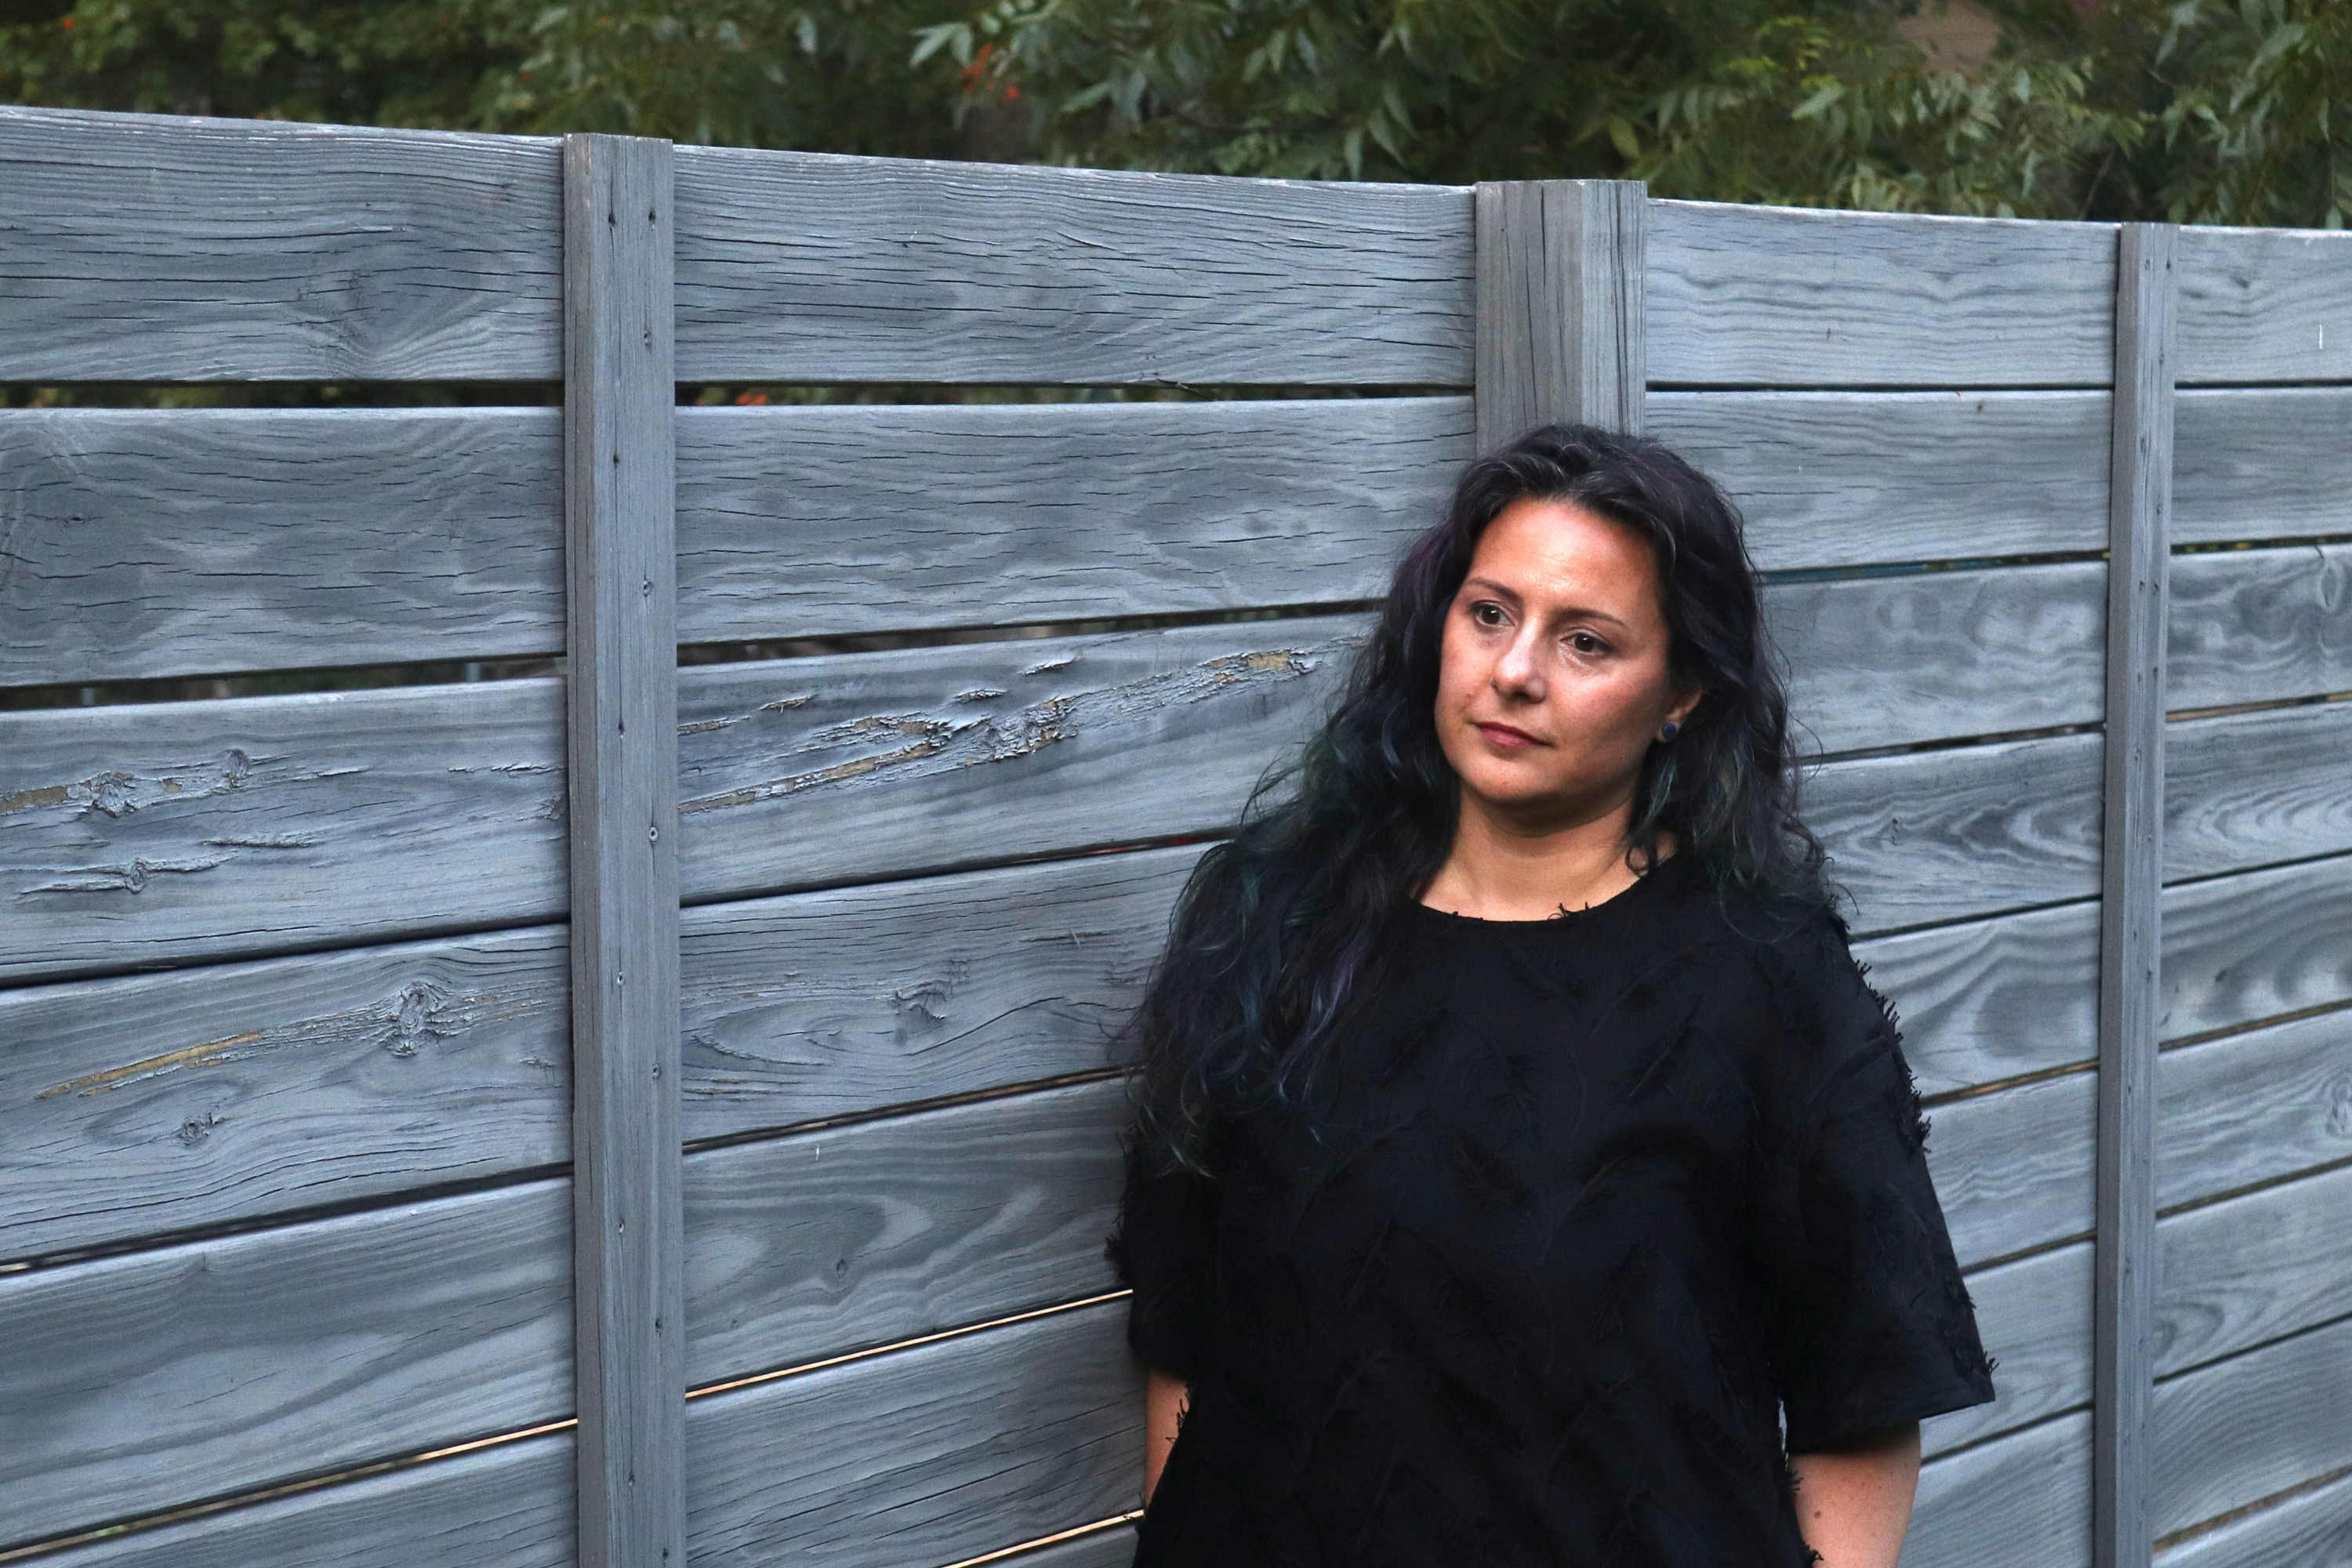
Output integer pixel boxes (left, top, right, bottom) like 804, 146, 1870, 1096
1119, 422, 1837, 1180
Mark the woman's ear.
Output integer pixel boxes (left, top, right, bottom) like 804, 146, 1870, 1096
1668, 687, 1704, 728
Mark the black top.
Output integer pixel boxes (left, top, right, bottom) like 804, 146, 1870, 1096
1105, 849, 1997, 1567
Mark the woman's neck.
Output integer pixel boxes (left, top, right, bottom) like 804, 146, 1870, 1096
1419, 796, 1673, 921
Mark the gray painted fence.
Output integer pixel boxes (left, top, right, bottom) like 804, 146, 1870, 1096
2, 102, 2347, 1568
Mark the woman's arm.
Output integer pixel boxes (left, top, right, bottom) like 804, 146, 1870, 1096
1142, 1370, 1191, 1506
1788, 1421, 1922, 1568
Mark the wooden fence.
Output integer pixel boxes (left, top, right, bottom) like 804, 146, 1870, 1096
2, 102, 2347, 1568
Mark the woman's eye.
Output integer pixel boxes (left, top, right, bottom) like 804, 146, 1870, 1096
1472, 602, 1507, 627
1568, 632, 1610, 655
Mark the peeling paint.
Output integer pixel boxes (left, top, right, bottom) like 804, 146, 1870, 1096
760, 695, 812, 711
23, 854, 230, 894
201, 833, 321, 850
36, 975, 561, 1098
952, 688, 1005, 703
676, 640, 1326, 816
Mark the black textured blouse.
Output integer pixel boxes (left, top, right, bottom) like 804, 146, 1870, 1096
1105, 848, 1997, 1567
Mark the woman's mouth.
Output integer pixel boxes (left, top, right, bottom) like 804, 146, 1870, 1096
1474, 721, 1544, 749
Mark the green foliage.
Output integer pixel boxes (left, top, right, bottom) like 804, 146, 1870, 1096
0, 1, 974, 155
0, 0, 2344, 223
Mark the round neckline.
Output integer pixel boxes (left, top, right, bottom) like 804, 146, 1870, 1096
1411, 850, 1693, 930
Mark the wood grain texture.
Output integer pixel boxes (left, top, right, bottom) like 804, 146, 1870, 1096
0, 678, 567, 985
1772, 561, 2105, 755
2152, 1313, 2352, 1541
2156, 1465, 2352, 1568
2155, 1162, 2352, 1382
2173, 387, 2352, 546
2157, 1007, 2352, 1212
0, 1178, 573, 1550
1649, 390, 2111, 570
1933, 1155, 2352, 1462
1474, 180, 1646, 447
673, 615, 1365, 905
1930, 1067, 2096, 1268
0, 106, 560, 383
0, 1075, 1136, 1552
673, 397, 1468, 644
1909, 1410, 2090, 1568
2169, 544, 2352, 713
684, 1301, 1138, 1566
680, 846, 1199, 1142
563, 130, 683, 1568
0, 408, 562, 688
1857, 900, 2098, 1097
990, 1524, 1143, 1566
1805, 731, 2104, 935
2166, 699, 2352, 881
2176, 225, 2352, 385
1926, 1241, 2093, 1458
684, 1079, 1127, 1388
671, 146, 1474, 386
1646, 200, 2116, 389
30, 1432, 574, 1568
2096, 219, 2174, 1568
2162, 851, 2352, 1041
0, 634, 2118, 983
0, 925, 568, 1262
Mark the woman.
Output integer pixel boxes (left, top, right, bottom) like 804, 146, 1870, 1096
1104, 423, 1997, 1566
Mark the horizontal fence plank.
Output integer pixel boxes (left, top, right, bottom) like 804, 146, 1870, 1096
2158, 1162, 2352, 1381
0, 661, 2111, 994
674, 615, 1363, 904
0, 679, 567, 985
674, 606, 2104, 923
2177, 226, 2352, 385
686, 1301, 1136, 1566
1926, 1242, 2092, 1457
2154, 1314, 2352, 1541
2169, 543, 2352, 713
0, 408, 561, 688
0, 1179, 572, 1550
2164, 852, 2352, 1041
0, 925, 568, 1261
1807, 731, 2103, 933
1909, 1410, 2089, 1568
1929, 1156, 2352, 1461
682, 846, 1197, 1141
687, 1080, 1124, 1389
1649, 391, 2110, 569
1859, 900, 2097, 1096
2167, 699, 2352, 881
672, 147, 1475, 386
1930, 1069, 2095, 1267
2158, 1007, 2352, 1212
2174, 387, 2352, 546
1646, 201, 2115, 389
30, 1432, 574, 1568
2158, 1465, 2352, 1568
996, 1525, 1142, 1566
0, 106, 559, 383
2, 1076, 1133, 1548
1773, 561, 2104, 755
673, 397, 1467, 644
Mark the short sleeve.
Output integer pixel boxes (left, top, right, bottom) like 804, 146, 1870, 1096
1104, 1120, 1222, 1384
1752, 923, 1998, 1452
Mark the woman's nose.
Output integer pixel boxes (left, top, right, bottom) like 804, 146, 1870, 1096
1494, 632, 1544, 698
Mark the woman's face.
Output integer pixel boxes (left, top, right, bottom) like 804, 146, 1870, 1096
1434, 497, 1702, 830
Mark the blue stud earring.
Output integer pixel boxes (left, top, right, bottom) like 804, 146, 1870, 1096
1658, 720, 1680, 742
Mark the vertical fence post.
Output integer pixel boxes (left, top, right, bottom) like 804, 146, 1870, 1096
2095, 220, 2176, 1568
564, 131, 683, 1568
1472, 180, 1647, 449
